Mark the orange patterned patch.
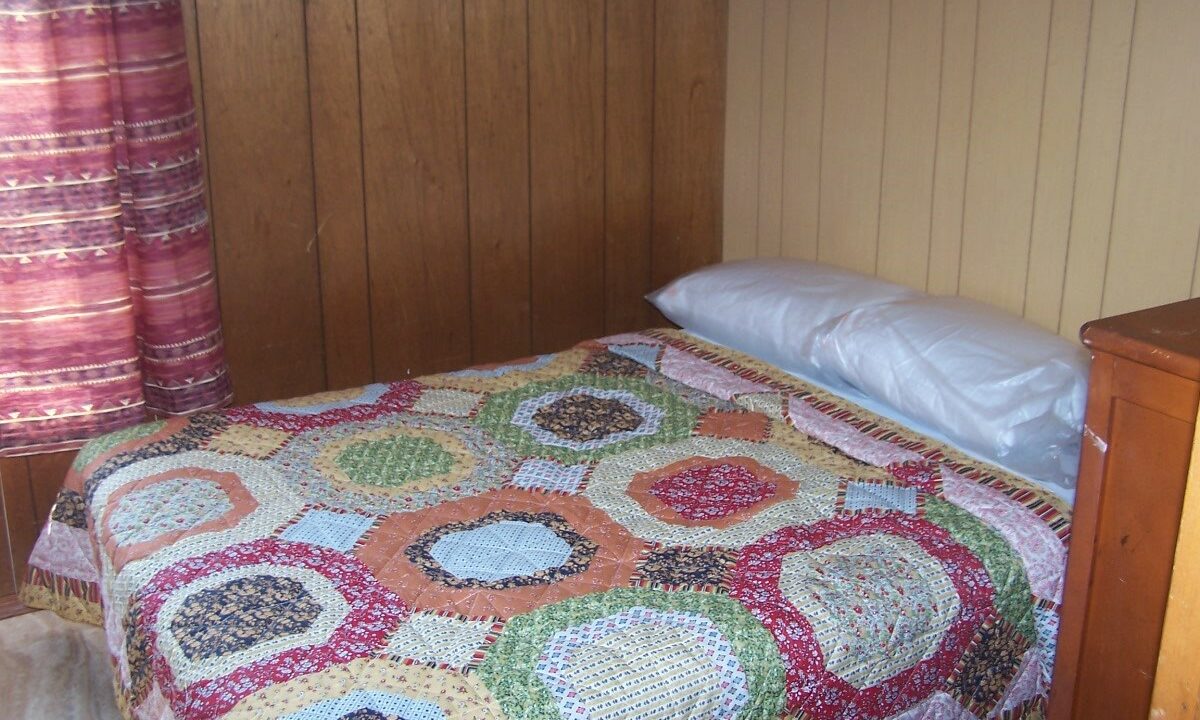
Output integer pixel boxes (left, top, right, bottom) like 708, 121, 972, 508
358, 487, 642, 619
694, 410, 771, 442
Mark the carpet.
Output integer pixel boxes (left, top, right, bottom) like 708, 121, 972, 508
0, 610, 121, 720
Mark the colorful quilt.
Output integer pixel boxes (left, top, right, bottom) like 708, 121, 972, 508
21, 330, 1071, 720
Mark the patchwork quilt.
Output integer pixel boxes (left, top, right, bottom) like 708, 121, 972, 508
22, 330, 1071, 720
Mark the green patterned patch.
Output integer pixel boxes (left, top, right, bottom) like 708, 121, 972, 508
924, 496, 1036, 640
334, 435, 455, 488
474, 374, 701, 464
477, 588, 786, 720
72, 421, 167, 471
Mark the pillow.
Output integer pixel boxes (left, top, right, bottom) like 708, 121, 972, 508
811, 295, 1089, 488
646, 259, 920, 380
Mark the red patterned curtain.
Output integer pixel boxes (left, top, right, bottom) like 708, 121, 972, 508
0, 1, 231, 456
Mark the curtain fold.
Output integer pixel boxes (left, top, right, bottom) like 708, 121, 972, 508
0, 0, 231, 456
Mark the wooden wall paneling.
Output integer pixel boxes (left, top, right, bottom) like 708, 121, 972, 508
1022, 0, 1091, 330
816, 0, 889, 275
528, 0, 606, 354
0, 458, 35, 595
958, 0, 1052, 315
779, 0, 827, 262
755, 0, 789, 257
465, 0, 532, 363
0, 459, 20, 597
307, 0, 373, 390
25, 452, 72, 525
926, 0, 977, 295
876, 0, 943, 288
359, 0, 472, 378
604, 0, 657, 333
651, 0, 729, 288
722, 0, 764, 261
1101, 1, 1200, 319
1057, 0, 1136, 336
196, 0, 325, 404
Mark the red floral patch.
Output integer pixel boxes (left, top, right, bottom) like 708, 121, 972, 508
648, 462, 777, 520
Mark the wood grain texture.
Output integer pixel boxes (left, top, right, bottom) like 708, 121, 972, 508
722, 0, 764, 261
197, 0, 325, 404
1022, 0, 1091, 330
755, 0, 789, 257
604, 0, 656, 333
0, 460, 15, 598
26, 452, 72, 524
876, 0, 943, 288
779, 0, 827, 262
529, 0, 606, 354
958, 0, 1052, 314
307, 0, 373, 390
652, 0, 728, 288
1101, 0, 1200, 319
360, 0, 472, 377
465, 0, 532, 363
817, 0, 889, 274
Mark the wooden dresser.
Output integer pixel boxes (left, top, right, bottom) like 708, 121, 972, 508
1050, 298, 1200, 720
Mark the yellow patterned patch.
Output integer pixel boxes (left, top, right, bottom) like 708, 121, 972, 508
769, 419, 895, 484
270, 386, 366, 408
18, 584, 102, 627
225, 658, 504, 719
424, 348, 588, 393
206, 424, 292, 459
412, 388, 483, 418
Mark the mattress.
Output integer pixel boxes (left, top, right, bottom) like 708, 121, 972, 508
22, 329, 1071, 719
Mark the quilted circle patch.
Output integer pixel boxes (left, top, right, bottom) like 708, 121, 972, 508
359, 487, 641, 618
474, 374, 700, 463
475, 587, 786, 720
269, 415, 515, 515
585, 436, 839, 547
226, 382, 422, 431
132, 538, 408, 718
729, 514, 996, 720
225, 658, 503, 719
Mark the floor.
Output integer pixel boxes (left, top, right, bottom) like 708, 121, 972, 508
0, 610, 121, 720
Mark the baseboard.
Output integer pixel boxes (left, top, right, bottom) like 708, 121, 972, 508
0, 593, 32, 621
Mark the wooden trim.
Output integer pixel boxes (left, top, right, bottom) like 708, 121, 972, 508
0, 593, 31, 622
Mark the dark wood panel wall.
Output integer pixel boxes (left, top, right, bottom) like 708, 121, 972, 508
0, 0, 727, 606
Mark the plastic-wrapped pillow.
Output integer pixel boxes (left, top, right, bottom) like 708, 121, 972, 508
811, 295, 1089, 488
646, 259, 920, 381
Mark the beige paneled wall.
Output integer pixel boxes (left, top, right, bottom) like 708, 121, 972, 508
724, 0, 1200, 338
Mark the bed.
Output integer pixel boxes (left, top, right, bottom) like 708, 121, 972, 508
21, 324, 1071, 720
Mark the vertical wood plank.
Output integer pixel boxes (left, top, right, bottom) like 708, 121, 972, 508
1023, 0, 1092, 330
359, 0, 472, 377
197, 0, 325, 403
927, 0, 977, 295
25, 452, 73, 525
605, 0, 656, 333
755, 0, 789, 257
779, 0, 827, 261
652, 0, 728, 287
465, 0, 532, 363
1058, 0, 1136, 336
308, 0, 373, 389
876, 0, 944, 289
816, 0, 889, 274
529, 0, 606, 353
958, 0, 1052, 314
0, 458, 36, 592
1101, 1, 1200, 318
0, 464, 13, 597
722, 0, 765, 260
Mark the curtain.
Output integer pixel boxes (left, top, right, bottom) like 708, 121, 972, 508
0, 0, 231, 456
